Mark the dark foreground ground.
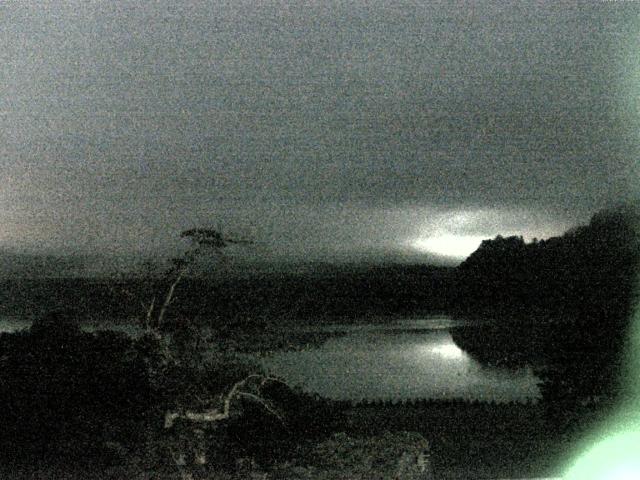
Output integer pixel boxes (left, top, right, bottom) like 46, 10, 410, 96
345, 399, 613, 479
0, 395, 614, 480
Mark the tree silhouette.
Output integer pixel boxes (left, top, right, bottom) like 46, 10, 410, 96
138, 228, 252, 334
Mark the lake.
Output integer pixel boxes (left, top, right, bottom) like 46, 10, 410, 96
0, 315, 541, 403
263, 317, 541, 403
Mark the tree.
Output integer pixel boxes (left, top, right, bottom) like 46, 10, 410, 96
132, 227, 286, 479
142, 228, 250, 334
130, 226, 258, 381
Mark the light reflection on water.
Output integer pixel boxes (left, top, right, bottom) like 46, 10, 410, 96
264, 328, 541, 403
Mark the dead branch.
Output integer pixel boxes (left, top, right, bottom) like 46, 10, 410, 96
143, 296, 156, 331
238, 392, 286, 424
164, 375, 284, 429
156, 267, 185, 330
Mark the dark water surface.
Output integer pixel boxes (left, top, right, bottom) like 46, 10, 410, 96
263, 317, 541, 403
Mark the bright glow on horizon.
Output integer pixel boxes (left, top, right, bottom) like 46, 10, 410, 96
431, 343, 466, 359
406, 207, 570, 261
410, 234, 487, 259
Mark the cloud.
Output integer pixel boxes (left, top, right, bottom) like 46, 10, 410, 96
1, 1, 638, 257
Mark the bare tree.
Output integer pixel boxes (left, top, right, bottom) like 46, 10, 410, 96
131, 228, 286, 478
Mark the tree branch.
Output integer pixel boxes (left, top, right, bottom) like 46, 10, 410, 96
237, 392, 286, 425
156, 268, 185, 329
163, 375, 285, 429
143, 296, 156, 331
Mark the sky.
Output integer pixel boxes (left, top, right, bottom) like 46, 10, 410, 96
2, 0, 639, 264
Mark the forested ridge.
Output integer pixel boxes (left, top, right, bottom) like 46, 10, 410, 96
451, 205, 640, 402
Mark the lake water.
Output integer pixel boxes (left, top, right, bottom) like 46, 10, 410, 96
0, 315, 541, 403
263, 317, 541, 403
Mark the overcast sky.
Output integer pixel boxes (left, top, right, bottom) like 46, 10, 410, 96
2, 1, 639, 262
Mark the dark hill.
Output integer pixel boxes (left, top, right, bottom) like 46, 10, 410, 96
451, 205, 640, 402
